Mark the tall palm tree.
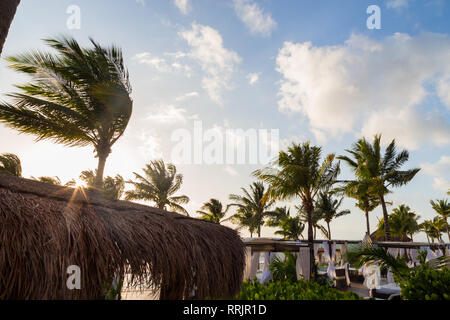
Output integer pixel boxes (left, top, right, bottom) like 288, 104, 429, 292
125, 160, 190, 215
0, 0, 20, 55
229, 182, 274, 237
375, 204, 421, 241
254, 142, 340, 278
0, 152, 21, 176
430, 199, 450, 242
338, 134, 420, 240
314, 192, 350, 240
197, 199, 230, 224
0, 36, 133, 188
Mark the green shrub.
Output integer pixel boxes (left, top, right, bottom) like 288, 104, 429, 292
399, 266, 450, 300
269, 253, 298, 282
235, 279, 360, 300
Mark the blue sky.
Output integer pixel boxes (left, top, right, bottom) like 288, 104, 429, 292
0, 0, 449, 241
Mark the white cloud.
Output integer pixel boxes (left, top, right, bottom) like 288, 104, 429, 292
276, 32, 450, 148
174, 0, 190, 15
146, 105, 187, 124
175, 91, 199, 102
132, 52, 191, 75
137, 131, 163, 161
224, 166, 238, 176
386, 0, 409, 9
180, 23, 241, 104
233, 0, 276, 37
132, 52, 168, 72
437, 76, 450, 110
247, 72, 260, 86
421, 156, 450, 193
136, 0, 146, 6
360, 106, 450, 150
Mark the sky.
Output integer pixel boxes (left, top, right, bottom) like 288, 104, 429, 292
0, 0, 449, 241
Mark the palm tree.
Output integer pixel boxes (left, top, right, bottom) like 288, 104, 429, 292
32, 176, 76, 187
266, 207, 305, 240
102, 175, 125, 200
376, 204, 420, 241
430, 199, 450, 242
297, 205, 326, 239
338, 134, 420, 240
0, 153, 21, 176
314, 192, 350, 240
275, 216, 305, 240
229, 182, 274, 237
254, 142, 340, 278
197, 199, 230, 224
80, 169, 125, 200
421, 218, 445, 244
266, 206, 291, 228
0, 0, 20, 55
125, 160, 190, 215
0, 36, 133, 188
229, 206, 258, 237
337, 181, 380, 236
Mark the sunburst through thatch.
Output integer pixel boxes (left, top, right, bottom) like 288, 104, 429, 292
0, 174, 245, 300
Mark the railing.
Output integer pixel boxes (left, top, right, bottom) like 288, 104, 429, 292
243, 237, 450, 252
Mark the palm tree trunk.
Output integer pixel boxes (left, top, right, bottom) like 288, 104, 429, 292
446, 218, 450, 242
305, 198, 316, 279
94, 152, 108, 189
380, 195, 391, 240
0, 0, 20, 55
425, 234, 430, 244
327, 221, 331, 240
364, 208, 370, 236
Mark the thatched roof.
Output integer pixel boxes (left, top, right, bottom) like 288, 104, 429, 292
0, 174, 245, 300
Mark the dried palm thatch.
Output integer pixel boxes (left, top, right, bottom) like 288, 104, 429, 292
0, 174, 245, 300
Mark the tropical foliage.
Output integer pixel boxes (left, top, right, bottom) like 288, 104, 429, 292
229, 182, 274, 237
197, 199, 230, 224
32, 176, 76, 187
314, 192, 350, 240
421, 217, 447, 243
265, 207, 305, 240
375, 204, 421, 241
254, 142, 340, 277
0, 36, 133, 188
125, 160, 190, 215
80, 169, 125, 200
430, 199, 450, 241
269, 252, 298, 282
236, 279, 360, 300
337, 180, 380, 236
348, 244, 450, 300
0, 152, 21, 176
338, 134, 420, 240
